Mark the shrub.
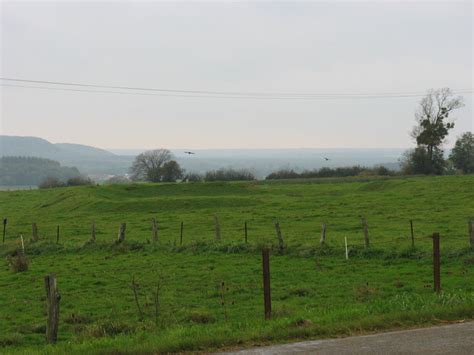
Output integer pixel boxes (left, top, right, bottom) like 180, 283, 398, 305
185, 173, 203, 182
38, 176, 65, 189
204, 168, 255, 182
266, 165, 397, 180
400, 147, 446, 175
105, 175, 130, 184
266, 169, 300, 180
66, 176, 94, 186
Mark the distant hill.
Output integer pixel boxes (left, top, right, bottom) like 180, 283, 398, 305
0, 136, 133, 176
0, 156, 81, 186
0, 135, 404, 180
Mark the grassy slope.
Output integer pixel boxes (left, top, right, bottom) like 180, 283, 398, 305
0, 175, 473, 353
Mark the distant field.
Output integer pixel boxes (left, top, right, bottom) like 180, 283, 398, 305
0, 175, 473, 353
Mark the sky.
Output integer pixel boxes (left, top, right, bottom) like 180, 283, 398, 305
0, 0, 472, 150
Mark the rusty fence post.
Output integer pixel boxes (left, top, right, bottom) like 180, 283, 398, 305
56, 225, 60, 244
262, 248, 271, 320
44, 274, 61, 343
410, 220, 415, 247
432, 232, 441, 293
180, 222, 184, 245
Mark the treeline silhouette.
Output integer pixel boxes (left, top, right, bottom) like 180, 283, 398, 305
265, 165, 396, 180
0, 156, 81, 186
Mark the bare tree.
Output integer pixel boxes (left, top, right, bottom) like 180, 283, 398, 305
411, 88, 464, 162
130, 149, 173, 182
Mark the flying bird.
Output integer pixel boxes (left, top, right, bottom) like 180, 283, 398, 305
324, 157, 330, 161
184, 151, 196, 155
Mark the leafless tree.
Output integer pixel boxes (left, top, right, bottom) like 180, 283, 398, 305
411, 88, 464, 161
130, 149, 173, 182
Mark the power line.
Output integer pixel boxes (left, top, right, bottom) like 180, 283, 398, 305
1, 77, 472, 100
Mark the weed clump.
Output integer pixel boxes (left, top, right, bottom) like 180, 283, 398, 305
0, 333, 24, 347
185, 310, 215, 324
65, 313, 91, 325
7, 251, 29, 272
290, 318, 314, 328
355, 282, 378, 302
85, 321, 135, 338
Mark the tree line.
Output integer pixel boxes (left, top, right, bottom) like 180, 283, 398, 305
27, 87, 473, 188
127, 88, 472, 183
0, 157, 82, 186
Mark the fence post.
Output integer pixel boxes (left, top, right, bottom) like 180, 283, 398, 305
44, 274, 60, 344
152, 218, 158, 243
90, 221, 96, 243
180, 222, 184, 246
320, 223, 327, 246
262, 248, 271, 320
214, 215, 221, 241
361, 216, 369, 248
410, 220, 415, 248
117, 223, 126, 243
20, 235, 25, 255
32, 223, 39, 242
345, 236, 349, 260
244, 221, 248, 244
469, 219, 474, 249
274, 220, 285, 254
56, 225, 60, 244
2, 218, 7, 243
432, 232, 441, 293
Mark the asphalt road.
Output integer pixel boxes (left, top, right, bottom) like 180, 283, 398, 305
222, 322, 474, 354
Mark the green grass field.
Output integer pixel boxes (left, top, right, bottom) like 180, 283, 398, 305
1, 175, 473, 353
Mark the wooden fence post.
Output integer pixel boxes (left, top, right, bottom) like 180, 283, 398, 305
432, 232, 441, 293
320, 223, 327, 246
469, 219, 474, 249
410, 220, 415, 248
274, 220, 285, 254
2, 218, 7, 243
32, 223, 39, 242
152, 218, 158, 243
345, 236, 349, 260
244, 221, 248, 244
56, 225, 60, 244
117, 223, 126, 243
180, 222, 184, 246
214, 215, 221, 241
44, 274, 60, 344
361, 216, 369, 248
20, 235, 25, 255
262, 248, 271, 320
90, 221, 96, 243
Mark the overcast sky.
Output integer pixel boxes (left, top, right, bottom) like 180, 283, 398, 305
1, 0, 472, 149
